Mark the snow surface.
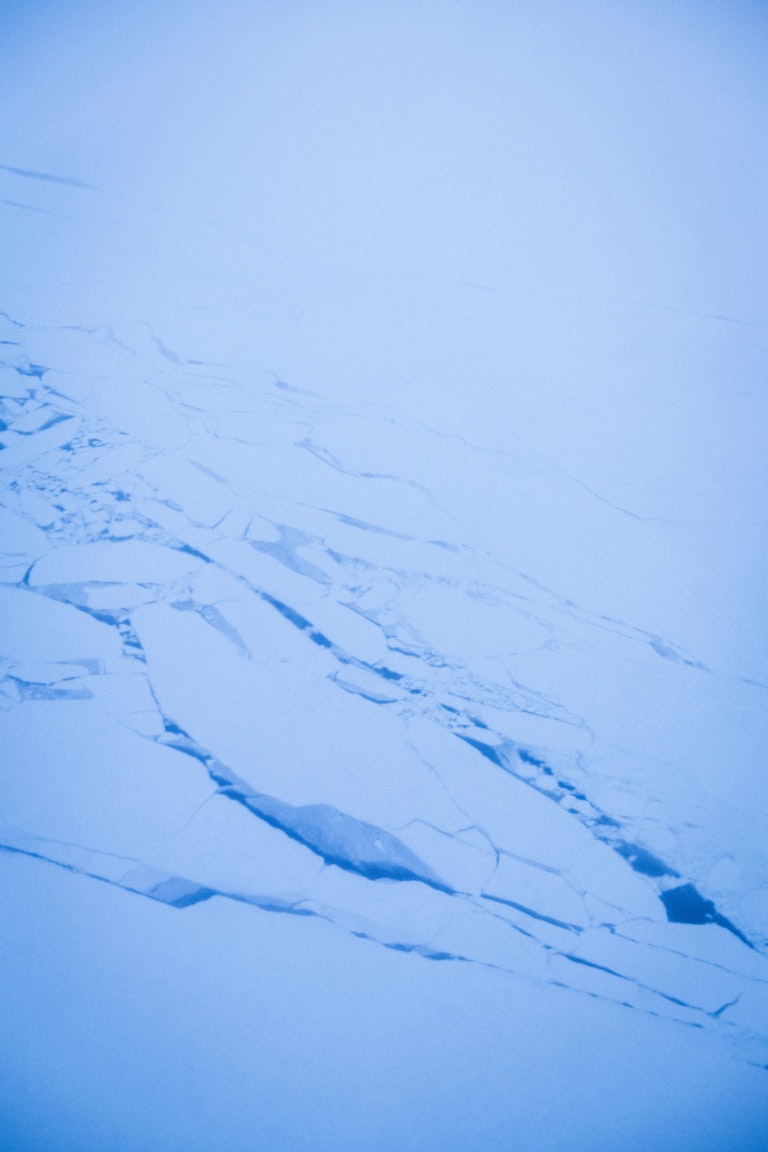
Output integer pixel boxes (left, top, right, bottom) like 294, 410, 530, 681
1, 3, 768, 1150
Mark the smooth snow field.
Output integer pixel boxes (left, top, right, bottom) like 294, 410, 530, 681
1, 3, 767, 1150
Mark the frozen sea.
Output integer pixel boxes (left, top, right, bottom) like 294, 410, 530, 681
1, 3, 767, 1149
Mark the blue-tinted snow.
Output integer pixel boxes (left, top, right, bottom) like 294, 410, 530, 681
1, 3, 768, 1150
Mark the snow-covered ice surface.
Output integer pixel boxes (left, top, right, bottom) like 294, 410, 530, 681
2, 3, 768, 1149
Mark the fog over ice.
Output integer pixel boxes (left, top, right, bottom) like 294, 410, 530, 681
1, 3, 767, 1150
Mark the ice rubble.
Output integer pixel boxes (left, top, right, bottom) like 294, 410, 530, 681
2, 301, 767, 1070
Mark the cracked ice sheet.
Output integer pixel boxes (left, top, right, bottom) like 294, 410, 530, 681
2, 4, 768, 1151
